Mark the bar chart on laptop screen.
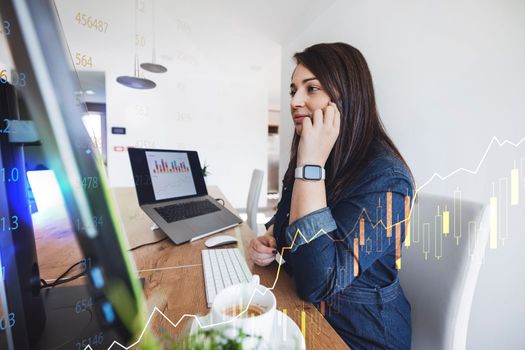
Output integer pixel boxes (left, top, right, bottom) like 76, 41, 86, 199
146, 151, 197, 200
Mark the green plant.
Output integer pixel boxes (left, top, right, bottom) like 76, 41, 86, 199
202, 162, 211, 178
161, 327, 262, 350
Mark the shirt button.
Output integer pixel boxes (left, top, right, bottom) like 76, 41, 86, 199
286, 213, 290, 217
284, 187, 288, 191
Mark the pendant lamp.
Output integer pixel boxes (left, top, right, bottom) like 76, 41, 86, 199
116, 0, 156, 89
140, 0, 168, 73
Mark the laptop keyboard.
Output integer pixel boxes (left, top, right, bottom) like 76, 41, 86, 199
155, 200, 220, 223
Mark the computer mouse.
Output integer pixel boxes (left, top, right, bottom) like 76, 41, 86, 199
205, 235, 238, 248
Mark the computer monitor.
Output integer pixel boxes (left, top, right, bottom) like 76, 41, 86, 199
0, 0, 150, 349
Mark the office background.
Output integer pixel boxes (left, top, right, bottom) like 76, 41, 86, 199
279, 1, 525, 348
1, 0, 524, 348
281, 1, 525, 348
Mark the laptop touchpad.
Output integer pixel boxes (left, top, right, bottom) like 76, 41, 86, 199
186, 216, 218, 231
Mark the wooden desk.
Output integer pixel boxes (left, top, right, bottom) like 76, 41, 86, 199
34, 186, 348, 349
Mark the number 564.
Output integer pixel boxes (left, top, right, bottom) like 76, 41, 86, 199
75, 53, 93, 68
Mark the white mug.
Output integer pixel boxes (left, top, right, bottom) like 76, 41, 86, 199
210, 275, 277, 343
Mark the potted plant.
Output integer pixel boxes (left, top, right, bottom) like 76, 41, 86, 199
160, 327, 263, 350
202, 162, 211, 179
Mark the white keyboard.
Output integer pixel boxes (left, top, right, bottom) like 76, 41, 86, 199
201, 248, 253, 307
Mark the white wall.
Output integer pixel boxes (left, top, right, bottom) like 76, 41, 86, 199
279, 0, 525, 348
4, 0, 524, 346
54, 0, 282, 208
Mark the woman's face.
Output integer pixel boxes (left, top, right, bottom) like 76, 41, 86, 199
289, 64, 331, 136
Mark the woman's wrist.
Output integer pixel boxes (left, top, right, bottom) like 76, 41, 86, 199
289, 179, 327, 223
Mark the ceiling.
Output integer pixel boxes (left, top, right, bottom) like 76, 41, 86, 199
54, 0, 338, 107
171, 0, 337, 44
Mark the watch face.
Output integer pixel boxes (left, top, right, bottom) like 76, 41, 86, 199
304, 165, 322, 180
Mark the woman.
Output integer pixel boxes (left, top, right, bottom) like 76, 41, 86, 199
248, 43, 414, 350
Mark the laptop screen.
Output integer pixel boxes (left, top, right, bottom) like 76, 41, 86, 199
145, 150, 197, 200
128, 147, 208, 205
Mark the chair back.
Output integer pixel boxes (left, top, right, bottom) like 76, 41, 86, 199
399, 192, 490, 350
246, 169, 264, 233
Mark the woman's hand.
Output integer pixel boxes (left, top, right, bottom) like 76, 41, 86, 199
248, 231, 277, 267
297, 102, 341, 166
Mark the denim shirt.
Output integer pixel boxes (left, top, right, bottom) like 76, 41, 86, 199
266, 153, 414, 350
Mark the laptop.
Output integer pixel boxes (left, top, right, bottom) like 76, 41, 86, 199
128, 147, 242, 244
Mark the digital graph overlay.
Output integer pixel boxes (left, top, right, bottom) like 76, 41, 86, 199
81, 225, 354, 350
84, 136, 524, 349
145, 151, 196, 201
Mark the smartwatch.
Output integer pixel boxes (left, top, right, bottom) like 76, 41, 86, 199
295, 165, 325, 181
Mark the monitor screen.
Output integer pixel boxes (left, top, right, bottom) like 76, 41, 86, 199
0, 0, 149, 348
128, 147, 207, 206
146, 150, 197, 200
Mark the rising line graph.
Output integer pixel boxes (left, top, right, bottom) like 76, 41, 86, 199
84, 135, 525, 349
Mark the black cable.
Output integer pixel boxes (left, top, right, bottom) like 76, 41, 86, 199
41, 235, 170, 289
41, 272, 86, 288
41, 233, 170, 290
128, 236, 169, 251
40, 259, 87, 289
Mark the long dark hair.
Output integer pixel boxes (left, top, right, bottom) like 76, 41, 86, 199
284, 42, 414, 202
